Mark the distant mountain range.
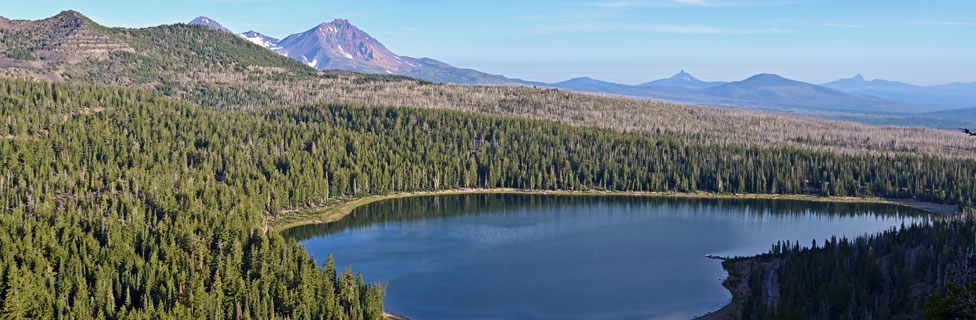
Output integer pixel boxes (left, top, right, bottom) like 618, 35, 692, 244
550, 72, 925, 114
821, 74, 976, 110
4, 10, 973, 131
638, 70, 726, 88
186, 16, 975, 118
188, 16, 532, 85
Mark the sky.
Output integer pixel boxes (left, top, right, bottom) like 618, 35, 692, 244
2, 0, 974, 85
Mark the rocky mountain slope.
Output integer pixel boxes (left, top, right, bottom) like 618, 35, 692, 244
188, 16, 231, 33
190, 17, 531, 85
240, 30, 279, 49
0, 10, 132, 69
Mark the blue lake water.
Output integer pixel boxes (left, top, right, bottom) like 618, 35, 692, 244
282, 194, 927, 319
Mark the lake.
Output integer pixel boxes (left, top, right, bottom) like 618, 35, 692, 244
282, 194, 927, 320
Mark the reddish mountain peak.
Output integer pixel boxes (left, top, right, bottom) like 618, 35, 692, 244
315, 19, 365, 37
324, 19, 351, 26
189, 16, 232, 33
276, 18, 403, 71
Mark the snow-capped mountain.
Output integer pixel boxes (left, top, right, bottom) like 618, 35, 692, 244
240, 31, 279, 49
274, 19, 405, 72
190, 17, 279, 49
188, 16, 231, 33
187, 17, 530, 85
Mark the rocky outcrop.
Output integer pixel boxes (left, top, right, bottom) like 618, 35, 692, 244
0, 10, 132, 65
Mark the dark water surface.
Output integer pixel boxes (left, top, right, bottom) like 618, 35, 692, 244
283, 194, 926, 320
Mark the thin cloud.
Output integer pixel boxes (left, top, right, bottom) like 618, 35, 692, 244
673, 0, 709, 5
821, 23, 864, 28
582, 0, 797, 8
535, 22, 794, 34
909, 20, 971, 26
584, 0, 713, 8
412, 22, 792, 35
584, 0, 716, 8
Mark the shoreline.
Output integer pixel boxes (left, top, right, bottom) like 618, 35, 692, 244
267, 188, 958, 231
267, 188, 963, 319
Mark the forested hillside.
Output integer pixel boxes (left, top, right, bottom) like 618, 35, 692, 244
0, 79, 387, 319
2, 11, 975, 159
1, 77, 975, 318
727, 216, 976, 319
3, 10, 976, 320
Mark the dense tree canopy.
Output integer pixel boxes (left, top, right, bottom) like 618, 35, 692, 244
1, 11, 975, 320
730, 215, 976, 319
1, 75, 975, 319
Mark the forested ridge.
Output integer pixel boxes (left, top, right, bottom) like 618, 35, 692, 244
728, 216, 976, 319
0, 79, 390, 319
1, 76, 975, 318
3, 11, 976, 159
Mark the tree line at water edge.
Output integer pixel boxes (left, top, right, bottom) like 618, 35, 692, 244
1, 77, 975, 318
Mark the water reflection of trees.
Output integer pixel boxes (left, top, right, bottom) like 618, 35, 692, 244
281, 194, 926, 242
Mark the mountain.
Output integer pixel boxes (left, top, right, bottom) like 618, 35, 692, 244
188, 17, 532, 85
549, 73, 925, 114
240, 30, 279, 49
550, 77, 658, 97
1, 11, 973, 155
930, 106, 976, 121
190, 18, 280, 49
823, 74, 976, 109
639, 70, 726, 88
551, 71, 727, 94
275, 19, 404, 72
703, 73, 924, 113
188, 16, 231, 33
823, 74, 914, 91
0, 10, 343, 108
553, 77, 624, 88
272, 19, 532, 85
183, 16, 971, 113
0, 10, 132, 66
0, 11, 953, 127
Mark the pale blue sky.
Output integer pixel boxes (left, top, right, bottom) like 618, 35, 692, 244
3, 0, 974, 85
